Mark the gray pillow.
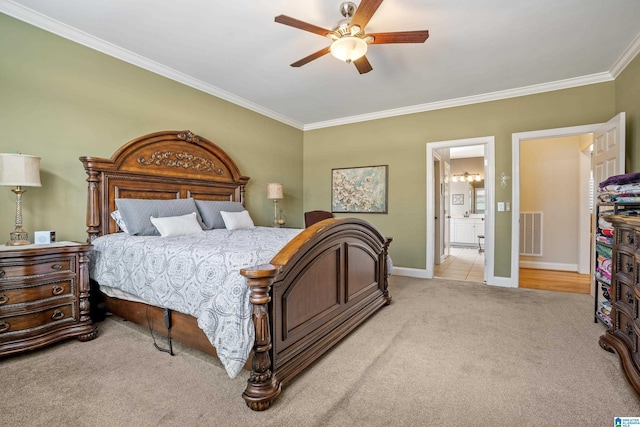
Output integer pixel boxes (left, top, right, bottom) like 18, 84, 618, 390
195, 200, 245, 229
115, 198, 203, 236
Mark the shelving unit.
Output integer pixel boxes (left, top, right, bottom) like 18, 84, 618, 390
594, 202, 640, 326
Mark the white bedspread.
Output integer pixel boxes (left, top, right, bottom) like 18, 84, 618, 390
89, 227, 302, 378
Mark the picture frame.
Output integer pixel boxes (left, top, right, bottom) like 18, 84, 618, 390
331, 165, 388, 213
452, 193, 464, 205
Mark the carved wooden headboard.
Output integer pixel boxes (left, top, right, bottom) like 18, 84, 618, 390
80, 130, 250, 241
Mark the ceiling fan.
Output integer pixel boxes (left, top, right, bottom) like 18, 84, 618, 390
275, 0, 429, 74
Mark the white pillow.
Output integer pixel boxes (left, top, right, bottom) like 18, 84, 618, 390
220, 210, 255, 230
150, 212, 203, 237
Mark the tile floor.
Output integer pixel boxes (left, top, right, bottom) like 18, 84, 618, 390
434, 246, 485, 282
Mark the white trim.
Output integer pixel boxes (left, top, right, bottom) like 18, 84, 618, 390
426, 137, 496, 285
519, 261, 578, 272
489, 276, 518, 288
391, 267, 428, 279
0, 0, 304, 130
610, 32, 640, 78
304, 73, 612, 130
511, 123, 602, 288
577, 146, 592, 274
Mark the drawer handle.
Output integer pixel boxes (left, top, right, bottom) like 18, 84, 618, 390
0, 294, 7, 305
627, 291, 634, 304
626, 322, 634, 336
627, 234, 635, 244
52, 285, 64, 296
0, 270, 4, 277
52, 264, 63, 270
627, 262, 634, 273
51, 310, 64, 321
0, 320, 9, 333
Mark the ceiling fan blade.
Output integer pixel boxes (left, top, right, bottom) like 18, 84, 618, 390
290, 46, 331, 67
350, 0, 384, 30
353, 56, 373, 74
275, 15, 331, 37
369, 30, 430, 44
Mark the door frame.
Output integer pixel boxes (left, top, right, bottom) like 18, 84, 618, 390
426, 136, 495, 284
511, 123, 601, 287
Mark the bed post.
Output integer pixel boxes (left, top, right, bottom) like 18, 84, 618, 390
240, 264, 281, 411
81, 163, 102, 242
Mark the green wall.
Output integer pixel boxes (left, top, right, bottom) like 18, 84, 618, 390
303, 84, 617, 275
0, 14, 304, 244
615, 53, 640, 171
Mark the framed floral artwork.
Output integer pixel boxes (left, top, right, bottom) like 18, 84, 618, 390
331, 165, 388, 213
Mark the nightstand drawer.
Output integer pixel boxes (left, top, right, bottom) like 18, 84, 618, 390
0, 242, 96, 355
0, 278, 74, 307
0, 303, 75, 339
0, 257, 74, 280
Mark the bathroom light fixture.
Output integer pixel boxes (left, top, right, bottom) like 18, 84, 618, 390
451, 172, 481, 183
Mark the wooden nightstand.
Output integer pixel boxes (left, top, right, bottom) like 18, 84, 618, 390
0, 241, 97, 356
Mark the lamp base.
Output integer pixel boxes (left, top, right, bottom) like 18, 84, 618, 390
7, 230, 30, 246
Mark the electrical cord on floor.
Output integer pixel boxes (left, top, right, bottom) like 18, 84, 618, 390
146, 305, 174, 356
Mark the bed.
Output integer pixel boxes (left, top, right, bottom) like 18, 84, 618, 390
80, 130, 392, 410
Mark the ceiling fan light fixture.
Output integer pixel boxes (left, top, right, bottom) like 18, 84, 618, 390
330, 36, 367, 63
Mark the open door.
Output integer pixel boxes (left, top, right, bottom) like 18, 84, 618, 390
592, 113, 626, 198
591, 112, 626, 297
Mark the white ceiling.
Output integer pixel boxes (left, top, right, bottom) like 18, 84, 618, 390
2, 0, 640, 130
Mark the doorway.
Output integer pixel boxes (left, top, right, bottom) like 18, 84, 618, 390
426, 136, 495, 284
511, 123, 603, 291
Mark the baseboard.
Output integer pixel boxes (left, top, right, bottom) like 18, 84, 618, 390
391, 267, 428, 278
519, 261, 578, 272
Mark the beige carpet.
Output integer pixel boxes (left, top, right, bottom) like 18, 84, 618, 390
2, 276, 639, 426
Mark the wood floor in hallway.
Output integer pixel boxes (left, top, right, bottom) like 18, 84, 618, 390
519, 268, 590, 294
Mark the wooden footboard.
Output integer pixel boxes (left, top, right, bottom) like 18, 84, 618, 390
241, 218, 392, 410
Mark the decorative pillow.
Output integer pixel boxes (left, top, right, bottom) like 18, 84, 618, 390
150, 212, 203, 237
195, 200, 245, 229
110, 210, 130, 234
220, 210, 255, 230
115, 198, 203, 236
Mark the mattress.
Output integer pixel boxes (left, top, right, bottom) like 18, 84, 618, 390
89, 227, 302, 377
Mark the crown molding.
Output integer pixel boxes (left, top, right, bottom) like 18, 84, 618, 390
0, 1, 304, 130
303, 72, 614, 130
610, 32, 640, 78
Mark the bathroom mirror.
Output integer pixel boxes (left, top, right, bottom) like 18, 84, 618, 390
470, 181, 485, 214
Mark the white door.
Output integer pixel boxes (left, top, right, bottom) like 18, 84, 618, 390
443, 161, 451, 260
591, 113, 625, 296
592, 113, 626, 199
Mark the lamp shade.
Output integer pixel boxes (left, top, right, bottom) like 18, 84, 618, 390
0, 153, 42, 187
267, 183, 283, 200
330, 36, 367, 63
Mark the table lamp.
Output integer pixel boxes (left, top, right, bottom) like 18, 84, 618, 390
0, 153, 42, 245
267, 183, 283, 227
